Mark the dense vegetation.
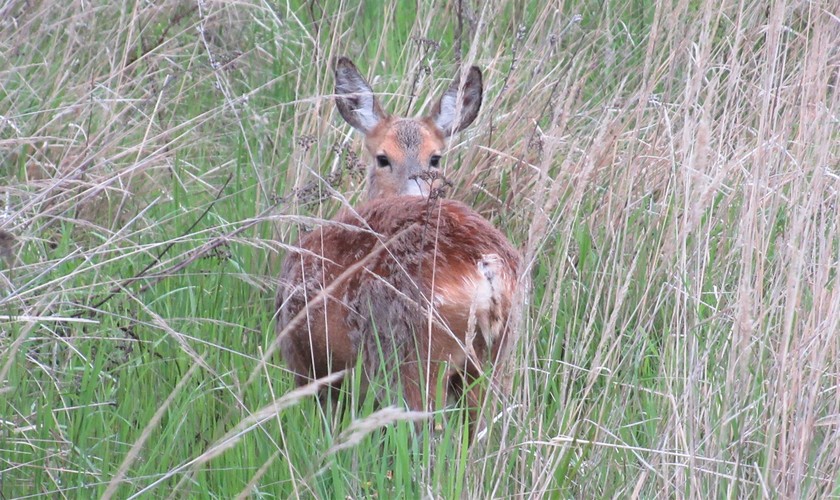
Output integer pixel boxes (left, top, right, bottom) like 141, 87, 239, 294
1, 0, 838, 497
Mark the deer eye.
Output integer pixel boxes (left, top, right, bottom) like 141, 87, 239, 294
429, 155, 441, 167
376, 155, 390, 168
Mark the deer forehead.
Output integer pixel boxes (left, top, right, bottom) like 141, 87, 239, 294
365, 119, 444, 160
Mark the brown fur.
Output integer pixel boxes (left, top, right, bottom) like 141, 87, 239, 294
275, 58, 517, 434
276, 197, 520, 416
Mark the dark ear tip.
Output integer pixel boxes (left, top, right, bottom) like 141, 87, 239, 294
334, 56, 355, 72
468, 66, 482, 81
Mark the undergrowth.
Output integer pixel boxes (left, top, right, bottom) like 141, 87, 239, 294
1, 0, 838, 497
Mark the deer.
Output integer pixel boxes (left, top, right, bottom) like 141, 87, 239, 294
275, 57, 520, 437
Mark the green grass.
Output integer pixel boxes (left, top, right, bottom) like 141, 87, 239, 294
2, 0, 839, 497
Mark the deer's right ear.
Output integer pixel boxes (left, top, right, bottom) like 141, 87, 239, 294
334, 57, 386, 134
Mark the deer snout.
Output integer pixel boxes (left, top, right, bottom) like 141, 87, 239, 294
405, 166, 447, 197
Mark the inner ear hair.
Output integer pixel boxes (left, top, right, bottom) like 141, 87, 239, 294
430, 66, 483, 136
334, 57, 386, 133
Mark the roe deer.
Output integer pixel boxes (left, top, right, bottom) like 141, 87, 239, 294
276, 57, 519, 434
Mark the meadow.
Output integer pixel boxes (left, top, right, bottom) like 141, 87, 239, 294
1, 0, 838, 497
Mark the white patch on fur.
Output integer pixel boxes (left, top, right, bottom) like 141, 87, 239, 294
465, 253, 504, 353
401, 179, 427, 196
477, 255, 501, 307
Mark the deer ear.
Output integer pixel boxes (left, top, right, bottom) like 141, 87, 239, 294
334, 57, 386, 133
429, 66, 483, 137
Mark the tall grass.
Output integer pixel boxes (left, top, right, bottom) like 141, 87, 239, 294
1, 0, 838, 497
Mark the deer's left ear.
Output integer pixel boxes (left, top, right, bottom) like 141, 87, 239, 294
429, 66, 483, 137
